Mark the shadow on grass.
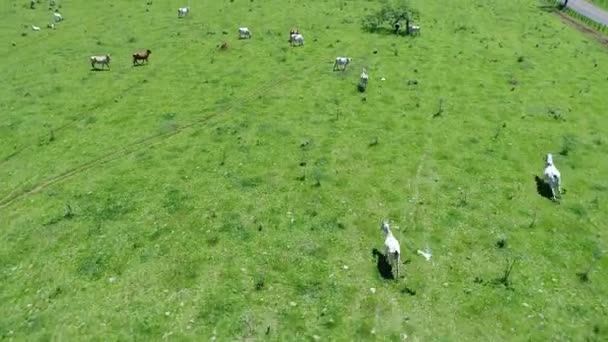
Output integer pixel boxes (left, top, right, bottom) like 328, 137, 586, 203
372, 248, 394, 280
534, 175, 554, 200
90, 68, 110, 72
363, 27, 411, 37
132, 63, 148, 67
538, 5, 559, 13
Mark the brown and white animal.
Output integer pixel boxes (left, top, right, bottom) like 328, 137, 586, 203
90, 54, 111, 69
380, 221, 401, 280
132, 49, 152, 65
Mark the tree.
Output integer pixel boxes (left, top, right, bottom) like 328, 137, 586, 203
362, 0, 419, 35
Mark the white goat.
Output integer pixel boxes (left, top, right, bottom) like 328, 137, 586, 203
380, 221, 401, 280
239, 27, 252, 39
360, 68, 369, 86
178, 7, 190, 18
90, 54, 111, 69
543, 153, 562, 200
53, 12, 63, 23
32, 25, 41, 31
289, 33, 304, 46
333, 57, 352, 71
408, 24, 420, 36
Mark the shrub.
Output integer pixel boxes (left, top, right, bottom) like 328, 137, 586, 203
361, 0, 419, 34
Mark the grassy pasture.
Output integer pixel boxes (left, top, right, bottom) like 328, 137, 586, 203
590, 0, 608, 11
1, 0, 608, 340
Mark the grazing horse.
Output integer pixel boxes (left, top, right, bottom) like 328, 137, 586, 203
90, 54, 111, 69
132, 49, 151, 65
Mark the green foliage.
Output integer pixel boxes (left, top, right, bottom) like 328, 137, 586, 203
362, 0, 419, 33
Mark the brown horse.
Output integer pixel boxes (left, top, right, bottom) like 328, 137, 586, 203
132, 49, 151, 65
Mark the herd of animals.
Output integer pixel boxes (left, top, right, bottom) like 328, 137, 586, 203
25, 1, 405, 91
23, 1, 566, 281
381, 153, 563, 280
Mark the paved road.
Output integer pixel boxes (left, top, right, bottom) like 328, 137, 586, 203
566, 0, 608, 26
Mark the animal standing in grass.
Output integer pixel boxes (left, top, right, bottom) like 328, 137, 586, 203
408, 24, 420, 36
380, 221, 401, 280
90, 54, 111, 70
543, 153, 562, 200
132, 49, 152, 65
177, 7, 190, 18
358, 68, 369, 92
333, 57, 352, 71
289, 33, 304, 46
54, 11, 63, 22
238, 27, 252, 39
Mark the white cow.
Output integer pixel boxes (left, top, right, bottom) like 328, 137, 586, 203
90, 54, 111, 69
408, 24, 420, 36
178, 7, 190, 18
380, 221, 401, 280
289, 33, 304, 46
333, 57, 352, 71
54, 12, 63, 23
360, 68, 369, 86
32, 25, 41, 31
543, 153, 562, 200
239, 27, 252, 39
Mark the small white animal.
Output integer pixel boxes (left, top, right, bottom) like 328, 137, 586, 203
289, 33, 304, 46
32, 25, 41, 31
333, 57, 352, 71
543, 153, 562, 200
408, 24, 420, 36
239, 27, 252, 39
53, 12, 63, 22
177, 7, 190, 18
360, 68, 369, 86
90, 54, 111, 69
380, 221, 401, 280
47, 23, 55, 29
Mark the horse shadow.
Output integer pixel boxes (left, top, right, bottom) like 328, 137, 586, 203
132, 63, 147, 67
90, 68, 109, 72
534, 175, 554, 200
372, 248, 395, 280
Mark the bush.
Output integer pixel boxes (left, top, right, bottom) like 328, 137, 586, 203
362, 0, 419, 34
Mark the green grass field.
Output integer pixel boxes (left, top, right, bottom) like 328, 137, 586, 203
590, 0, 608, 11
1, 0, 608, 340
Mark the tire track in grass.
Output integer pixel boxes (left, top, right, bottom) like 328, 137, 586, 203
406, 137, 433, 253
0, 58, 330, 210
0, 40, 190, 168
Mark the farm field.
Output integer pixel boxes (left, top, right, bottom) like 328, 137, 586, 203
590, 0, 608, 11
1, 0, 608, 340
